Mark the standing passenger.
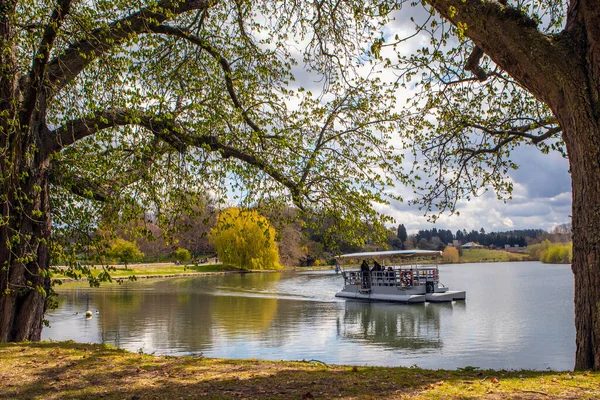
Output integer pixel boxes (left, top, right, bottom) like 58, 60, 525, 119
360, 260, 370, 288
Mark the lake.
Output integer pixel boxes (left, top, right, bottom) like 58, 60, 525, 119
43, 261, 575, 370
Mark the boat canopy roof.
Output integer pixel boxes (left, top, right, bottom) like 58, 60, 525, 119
336, 250, 442, 259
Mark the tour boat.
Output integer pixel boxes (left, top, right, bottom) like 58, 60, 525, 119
334, 250, 466, 303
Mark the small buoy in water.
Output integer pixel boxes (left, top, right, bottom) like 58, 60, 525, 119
85, 310, 93, 318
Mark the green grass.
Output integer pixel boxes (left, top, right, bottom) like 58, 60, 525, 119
52, 263, 243, 280
459, 248, 529, 263
0, 342, 598, 399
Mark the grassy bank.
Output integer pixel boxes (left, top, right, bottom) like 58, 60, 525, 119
458, 248, 529, 263
1, 342, 598, 399
52, 263, 244, 281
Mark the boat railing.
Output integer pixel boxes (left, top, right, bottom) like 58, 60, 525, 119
342, 266, 439, 288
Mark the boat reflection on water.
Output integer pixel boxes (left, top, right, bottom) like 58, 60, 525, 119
337, 301, 461, 352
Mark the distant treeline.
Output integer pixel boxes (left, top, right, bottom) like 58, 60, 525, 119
414, 228, 538, 248
116, 198, 571, 266
408, 224, 571, 251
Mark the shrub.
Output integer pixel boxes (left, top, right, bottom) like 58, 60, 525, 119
527, 239, 551, 260
108, 238, 144, 268
442, 247, 459, 263
173, 248, 191, 263
540, 243, 572, 264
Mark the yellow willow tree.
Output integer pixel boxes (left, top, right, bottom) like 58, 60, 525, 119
210, 208, 280, 270
0, 0, 407, 342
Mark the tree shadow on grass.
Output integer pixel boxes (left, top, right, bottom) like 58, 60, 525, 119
1, 342, 596, 400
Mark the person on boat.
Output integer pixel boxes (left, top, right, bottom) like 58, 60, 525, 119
384, 266, 394, 285
360, 260, 371, 287
360, 260, 369, 272
371, 261, 382, 272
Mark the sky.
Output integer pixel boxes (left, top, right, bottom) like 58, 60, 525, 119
283, 6, 573, 235
378, 145, 572, 234
381, 9, 572, 234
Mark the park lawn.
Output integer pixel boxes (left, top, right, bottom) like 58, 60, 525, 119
459, 248, 529, 263
51, 263, 242, 280
0, 342, 598, 399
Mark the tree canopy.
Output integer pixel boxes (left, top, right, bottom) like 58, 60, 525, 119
1, 0, 407, 342
107, 239, 144, 268
3, 0, 600, 372
39, 0, 406, 252
380, 0, 599, 370
209, 208, 281, 270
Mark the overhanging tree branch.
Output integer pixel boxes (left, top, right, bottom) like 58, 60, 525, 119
21, 0, 73, 127
465, 120, 562, 145
51, 139, 166, 202
45, 0, 212, 94
147, 24, 267, 138
427, 0, 577, 102
49, 109, 303, 206
50, 169, 110, 202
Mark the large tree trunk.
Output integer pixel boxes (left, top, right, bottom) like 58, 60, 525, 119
429, 0, 600, 370
559, 94, 600, 371
0, 0, 52, 342
0, 124, 52, 342
571, 138, 600, 371
558, 0, 600, 369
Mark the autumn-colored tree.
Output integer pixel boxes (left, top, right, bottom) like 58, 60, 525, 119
209, 208, 281, 270
442, 247, 460, 264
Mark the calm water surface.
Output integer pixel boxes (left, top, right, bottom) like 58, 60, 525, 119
43, 262, 575, 370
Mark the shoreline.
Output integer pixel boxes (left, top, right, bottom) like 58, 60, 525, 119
53, 269, 250, 283
1, 342, 597, 399
51, 258, 565, 285
51, 263, 259, 283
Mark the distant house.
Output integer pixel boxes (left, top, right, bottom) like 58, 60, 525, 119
504, 244, 526, 253
461, 242, 483, 249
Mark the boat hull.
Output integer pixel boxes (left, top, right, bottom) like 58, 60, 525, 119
335, 289, 426, 303
335, 284, 465, 303
445, 290, 466, 300
425, 292, 455, 302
